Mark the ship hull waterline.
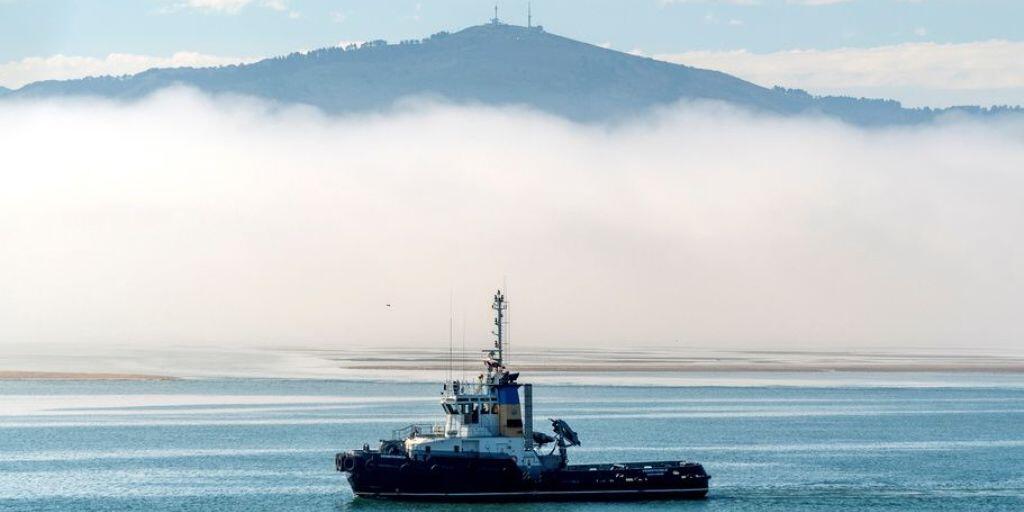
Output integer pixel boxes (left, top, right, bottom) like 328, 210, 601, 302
352, 488, 709, 502
339, 452, 710, 502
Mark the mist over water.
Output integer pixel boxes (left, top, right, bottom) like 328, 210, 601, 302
2, 88, 1023, 350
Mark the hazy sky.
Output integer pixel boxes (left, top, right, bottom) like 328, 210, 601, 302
2, 90, 1022, 350
1, 0, 1023, 107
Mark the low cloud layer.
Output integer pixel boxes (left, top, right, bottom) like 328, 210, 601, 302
2, 89, 1022, 350
657, 40, 1024, 108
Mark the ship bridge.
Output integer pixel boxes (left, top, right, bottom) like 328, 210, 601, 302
400, 291, 536, 463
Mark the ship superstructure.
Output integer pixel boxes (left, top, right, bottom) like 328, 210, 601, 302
335, 290, 710, 501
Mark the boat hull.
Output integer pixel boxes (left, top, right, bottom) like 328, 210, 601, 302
337, 451, 710, 502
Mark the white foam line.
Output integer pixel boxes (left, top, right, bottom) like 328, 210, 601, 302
0, 482, 340, 500
562, 408, 1024, 420
3, 448, 332, 462
558, 404, 1003, 414
3, 407, 1021, 428
574, 440, 1024, 453
0, 415, 437, 429
0, 394, 432, 416
23, 404, 390, 417
558, 397, 1024, 404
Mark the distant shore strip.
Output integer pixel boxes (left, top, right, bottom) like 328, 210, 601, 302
339, 362, 1024, 373
0, 371, 176, 381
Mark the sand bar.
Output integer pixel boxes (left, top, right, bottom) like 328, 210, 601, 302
322, 348, 1024, 373
0, 370, 177, 381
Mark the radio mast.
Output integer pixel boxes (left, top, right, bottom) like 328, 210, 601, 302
491, 289, 507, 366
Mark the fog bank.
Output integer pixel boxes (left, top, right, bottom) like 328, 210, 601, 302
2, 89, 1022, 350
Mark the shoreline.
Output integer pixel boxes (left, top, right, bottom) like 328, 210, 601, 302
316, 347, 1024, 375
0, 370, 177, 381
3, 347, 1023, 380
339, 363, 1024, 373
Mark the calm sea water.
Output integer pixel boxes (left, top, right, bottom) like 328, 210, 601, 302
2, 376, 1023, 511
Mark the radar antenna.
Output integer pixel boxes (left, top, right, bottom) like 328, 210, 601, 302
549, 418, 581, 468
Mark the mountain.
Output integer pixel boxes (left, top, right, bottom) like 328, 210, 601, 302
0, 86, 10, 96
5, 22, 1019, 125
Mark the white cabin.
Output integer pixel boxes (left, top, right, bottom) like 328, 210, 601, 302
392, 290, 556, 474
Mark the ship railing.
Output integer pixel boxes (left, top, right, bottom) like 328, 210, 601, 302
391, 423, 444, 440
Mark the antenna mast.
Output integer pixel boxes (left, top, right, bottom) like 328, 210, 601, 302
448, 291, 454, 381
528, 2, 532, 28
491, 290, 507, 366
461, 312, 467, 381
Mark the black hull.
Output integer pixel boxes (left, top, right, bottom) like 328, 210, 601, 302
351, 488, 708, 502
337, 452, 710, 502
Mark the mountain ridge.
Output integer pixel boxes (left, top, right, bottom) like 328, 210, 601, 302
5, 22, 1020, 125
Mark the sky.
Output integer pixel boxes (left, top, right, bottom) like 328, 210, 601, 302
1, 0, 1023, 107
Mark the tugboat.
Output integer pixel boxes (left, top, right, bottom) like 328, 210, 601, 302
335, 290, 710, 501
